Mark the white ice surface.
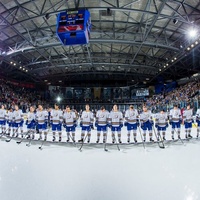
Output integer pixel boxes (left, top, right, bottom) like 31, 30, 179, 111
0, 125, 200, 200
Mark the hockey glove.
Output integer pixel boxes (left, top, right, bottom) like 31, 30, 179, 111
155, 124, 158, 128
150, 120, 154, 126
95, 122, 98, 127
63, 123, 66, 128
90, 124, 94, 130
124, 121, 128, 126
169, 121, 172, 125
80, 122, 82, 127
120, 123, 123, 128
26, 120, 28, 125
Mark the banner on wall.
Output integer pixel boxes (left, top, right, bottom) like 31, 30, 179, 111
94, 87, 101, 99
103, 88, 111, 99
113, 88, 121, 99
66, 87, 73, 99
121, 87, 130, 99
74, 88, 83, 99
84, 88, 92, 99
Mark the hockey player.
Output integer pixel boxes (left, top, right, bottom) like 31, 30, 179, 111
108, 105, 123, 143
26, 106, 36, 139
79, 104, 94, 143
12, 105, 24, 138
6, 107, 14, 136
50, 104, 63, 142
196, 107, 200, 138
0, 104, 7, 134
140, 105, 154, 142
183, 104, 193, 139
155, 109, 168, 140
35, 104, 48, 141
124, 105, 139, 143
169, 104, 182, 139
63, 105, 77, 142
95, 106, 109, 143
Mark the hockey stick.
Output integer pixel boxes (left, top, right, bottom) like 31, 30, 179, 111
152, 126, 165, 149
79, 133, 88, 152
112, 133, 120, 151
26, 130, 36, 147
0, 127, 9, 138
174, 128, 184, 145
67, 132, 77, 146
5, 126, 20, 142
38, 138, 46, 150
138, 119, 146, 149
104, 134, 108, 152
16, 132, 29, 144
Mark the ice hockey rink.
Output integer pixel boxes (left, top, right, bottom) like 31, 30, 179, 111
0, 125, 200, 200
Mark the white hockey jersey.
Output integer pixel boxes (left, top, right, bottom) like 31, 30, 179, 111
183, 109, 193, 123
125, 109, 138, 124
63, 111, 77, 127
196, 109, 200, 120
169, 108, 181, 122
36, 110, 48, 124
155, 112, 168, 127
27, 112, 36, 124
6, 111, 13, 122
13, 109, 23, 123
108, 111, 123, 127
80, 111, 94, 126
96, 110, 109, 126
50, 109, 63, 124
140, 110, 152, 123
0, 108, 7, 121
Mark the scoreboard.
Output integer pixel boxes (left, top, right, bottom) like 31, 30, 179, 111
56, 9, 91, 45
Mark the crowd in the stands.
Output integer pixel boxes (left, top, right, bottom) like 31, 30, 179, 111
0, 78, 200, 113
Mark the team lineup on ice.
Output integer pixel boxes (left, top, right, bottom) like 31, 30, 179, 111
0, 103, 200, 151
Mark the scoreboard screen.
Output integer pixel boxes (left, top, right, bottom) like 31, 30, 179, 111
56, 9, 91, 45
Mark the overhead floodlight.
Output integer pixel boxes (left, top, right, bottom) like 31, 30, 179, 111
191, 44, 194, 48
187, 47, 190, 50
188, 29, 197, 37
56, 96, 61, 102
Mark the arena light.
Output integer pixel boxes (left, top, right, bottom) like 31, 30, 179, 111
191, 44, 194, 48
187, 47, 190, 50
195, 41, 198, 45
163, 65, 166, 68
166, 63, 169, 66
174, 57, 177, 60
171, 59, 174, 62
10, 61, 13, 64
56, 96, 61, 102
188, 29, 197, 38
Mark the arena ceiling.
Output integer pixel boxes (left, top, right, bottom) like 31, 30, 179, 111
0, 0, 200, 87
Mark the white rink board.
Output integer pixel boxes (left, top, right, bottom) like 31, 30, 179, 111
0, 125, 200, 200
